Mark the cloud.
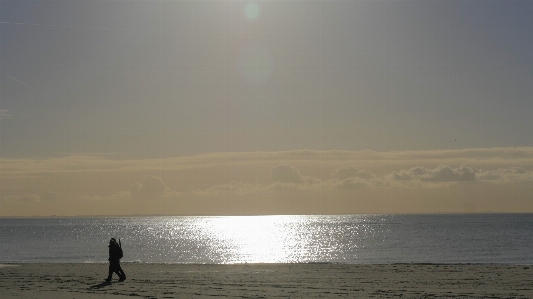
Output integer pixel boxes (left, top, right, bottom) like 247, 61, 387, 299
269, 180, 322, 191
0, 110, 11, 120
381, 147, 533, 161
387, 164, 533, 186
77, 194, 104, 201
388, 167, 426, 183
195, 165, 323, 194
198, 181, 263, 195
270, 165, 304, 183
420, 165, 479, 182
130, 175, 169, 199
333, 167, 376, 180
193, 162, 533, 196
390, 171, 413, 181
2, 148, 533, 208
2, 147, 533, 180
0, 191, 61, 203
389, 165, 479, 183
330, 167, 391, 189
1, 194, 41, 203
4, 152, 533, 216
476, 171, 502, 181
41, 191, 58, 202
477, 167, 533, 183
335, 177, 369, 189
199, 165, 384, 194
408, 166, 429, 176
510, 167, 528, 174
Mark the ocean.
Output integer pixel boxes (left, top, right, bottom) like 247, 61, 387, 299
1, 214, 532, 264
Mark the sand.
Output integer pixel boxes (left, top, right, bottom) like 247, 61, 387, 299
1, 263, 532, 298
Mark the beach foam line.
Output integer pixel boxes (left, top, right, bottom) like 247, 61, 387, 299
0, 264, 18, 268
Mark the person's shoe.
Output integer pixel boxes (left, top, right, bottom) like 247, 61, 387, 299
105, 278, 111, 282
118, 275, 126, 282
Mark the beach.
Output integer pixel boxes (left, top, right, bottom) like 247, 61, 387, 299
1, 263, 532, 298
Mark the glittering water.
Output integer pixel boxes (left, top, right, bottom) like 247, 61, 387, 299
1, 214, 532, 264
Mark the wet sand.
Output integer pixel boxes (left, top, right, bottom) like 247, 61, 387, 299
1, 263, 532, 298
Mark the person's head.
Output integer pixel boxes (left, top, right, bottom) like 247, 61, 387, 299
110, 238, 117, 245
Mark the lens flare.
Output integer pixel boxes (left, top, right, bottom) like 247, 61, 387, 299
244, 2, 261, 21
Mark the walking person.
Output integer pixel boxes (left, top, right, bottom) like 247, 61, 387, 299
105, 238, 126, 282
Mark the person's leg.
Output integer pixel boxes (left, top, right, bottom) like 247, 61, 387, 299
117, 263, 126, 280
106, 264, 113, 282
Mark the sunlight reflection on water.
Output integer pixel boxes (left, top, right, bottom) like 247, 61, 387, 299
206, 216, 312, 263
3, 214, 533, 264
168, 215, 377, 264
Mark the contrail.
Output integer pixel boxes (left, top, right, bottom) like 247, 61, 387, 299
6, 75, 33, 89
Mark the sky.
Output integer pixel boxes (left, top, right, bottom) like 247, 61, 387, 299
1, 0, 533, 216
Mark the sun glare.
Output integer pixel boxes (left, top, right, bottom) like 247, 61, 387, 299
207, 216, 309, 263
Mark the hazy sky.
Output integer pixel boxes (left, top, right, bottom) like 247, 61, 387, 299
1, 0, 532, 216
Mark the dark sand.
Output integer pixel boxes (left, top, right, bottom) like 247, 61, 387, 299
1, 263, 532, 298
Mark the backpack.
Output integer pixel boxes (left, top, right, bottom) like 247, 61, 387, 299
118, 239, 123, 259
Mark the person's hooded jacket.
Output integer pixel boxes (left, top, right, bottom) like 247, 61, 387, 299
108, 239, 121, 262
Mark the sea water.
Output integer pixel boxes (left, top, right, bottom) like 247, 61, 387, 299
1, 214, 532, 264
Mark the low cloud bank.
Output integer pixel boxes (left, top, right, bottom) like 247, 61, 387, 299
2, 148, 533, 214
389, 165, 478, 183
130, 175, 169, 199
333, 167, 376, 180
389, 165, 532, 185
197, 163, 533, 195
2, 163, 532, 205
2, 147, 533, 178
270, 165, 304, 184
0, 191, 57, 203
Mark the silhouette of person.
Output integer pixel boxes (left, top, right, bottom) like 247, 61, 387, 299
105, 238, 126, 282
